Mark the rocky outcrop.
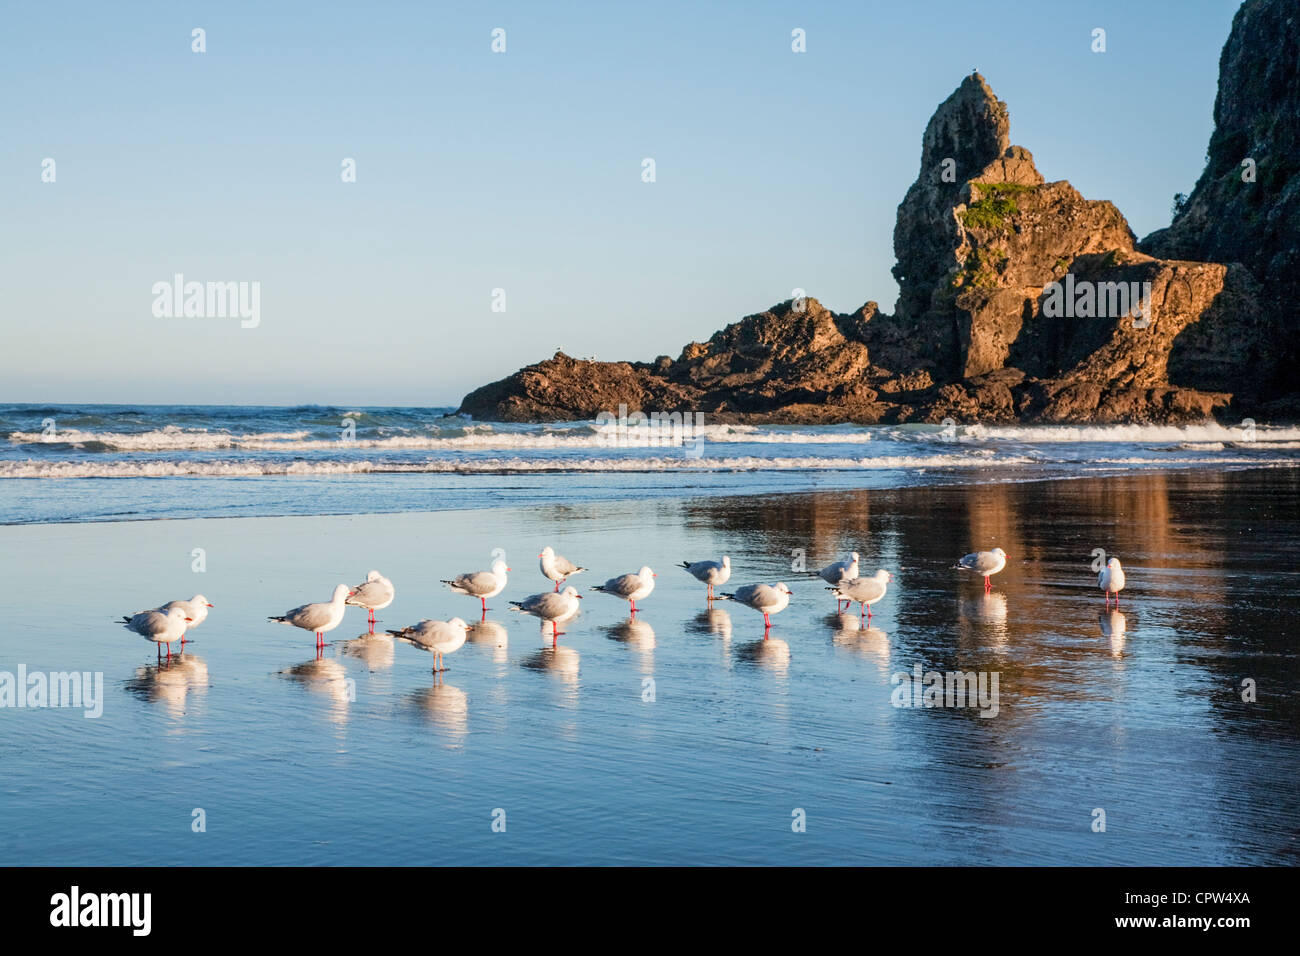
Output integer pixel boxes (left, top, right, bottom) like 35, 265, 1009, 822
1140, 0, 1300, 408
461, 31, 1292, 424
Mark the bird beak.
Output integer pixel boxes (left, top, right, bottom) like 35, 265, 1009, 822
576, 594, 583, 600
537, 552, 543, 558
652, 573, 658, 578
507, 566, 512, 571
206, 603, 214, 607
185, 617, 193, 622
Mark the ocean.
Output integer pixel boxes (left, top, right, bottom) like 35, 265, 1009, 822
3, 403, 1299, 524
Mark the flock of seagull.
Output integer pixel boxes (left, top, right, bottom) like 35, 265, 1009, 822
119, 544, 1129, 670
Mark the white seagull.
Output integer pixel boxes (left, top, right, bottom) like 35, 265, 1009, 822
510, 586, 583, 639
591, 566, 656, 613
680, 555, 731, 600
1098, 557, 1126, 608
442, 559, 510, 614
269, 583, 353, 650
828, 569, 894, 620
158, 594, 213, 645
389, 618, 471, 672
346, 570, 395, 632
819, 552, 860, 610
718, 582, 793, 630
122, 605, 192, 660
539, 546, 586, 591
954, 547, 1008, 591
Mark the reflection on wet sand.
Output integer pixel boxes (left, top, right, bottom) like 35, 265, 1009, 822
407, 676, 468, 736
735, 636, 790, 674
468, 618, 509, 667
957, 592, 1009, 647
280, 657, 352, 723
520, 645, 580, 684
339, 633, 395, 671
1099, 609, 1127, 658
829, 614, 891, 672
606, 617, 655, 651
124, 654, 209, 716
688, 607, 733, 643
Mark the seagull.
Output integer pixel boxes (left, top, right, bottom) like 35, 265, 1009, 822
591, 566, 656, 614
122, 605, 192, 660
346, 570, 395, 632
717, 582, 793, 631
828, 569, 894, 619
954, 547, 1008, 591
269, 584, 353, 650
389, 618, 470, 672
510, 586, 583, 639
158, 594, 213, 645
539, 546, 586, 591
442, 559, 510, 614
1098, 557, 1126, 608
819, 552, 860, 610
680, 555, 731, 601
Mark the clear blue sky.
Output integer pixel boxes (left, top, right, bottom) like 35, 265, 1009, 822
1, 0, 1241, 406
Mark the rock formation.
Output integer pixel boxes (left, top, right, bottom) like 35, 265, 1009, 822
1140, 0, 1299, 412
460, 10, 1294, 425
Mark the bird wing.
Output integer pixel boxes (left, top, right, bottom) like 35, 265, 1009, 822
348, 580, 393, 606
553, 554, 581, 576
958, 551, 998, 573
453, 570, 497, 595
601, 573, 640, 597
849, 578, 886, 602
749, 585, 785, 609
819, 561, 847, 584
289, 601, 331, 630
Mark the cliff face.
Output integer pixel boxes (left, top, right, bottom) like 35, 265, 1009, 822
1140, 0, 1300, 404
460, 16, 1293, 425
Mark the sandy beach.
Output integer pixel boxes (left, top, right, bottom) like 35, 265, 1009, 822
1, 467, 1296, 865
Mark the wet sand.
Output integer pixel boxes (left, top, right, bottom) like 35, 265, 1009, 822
0, 468, 1297, 864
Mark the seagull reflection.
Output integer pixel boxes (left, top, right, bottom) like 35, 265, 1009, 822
280, 657, 352, 722
520, 645, 580, 684
735, 636, 790, 673
124, 653, 209, 716
407, 675, 469, 736
605, 617, 656, 651
339, 632, 395, 671
1098, 609, 1127, 657
468, 618, 509, 667
688, 607, 733, 643
829, 614, 891, 671
958, 591, 1009, 645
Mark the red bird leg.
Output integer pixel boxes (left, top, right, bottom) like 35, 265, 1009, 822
553, 581, 560, 592
481, 597, 487, 613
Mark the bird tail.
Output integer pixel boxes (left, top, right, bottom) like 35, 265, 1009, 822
120, 616, 131, 624
386, 627, 410, 638
715, 592, 734, 601
680, 560, 692, 570
588, 585, 605, 592
439, 579, 454, 585
268, 615, 288, 624
507, 602, 525, 612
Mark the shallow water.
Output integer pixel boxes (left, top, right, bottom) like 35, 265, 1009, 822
0, 469, 1297, 864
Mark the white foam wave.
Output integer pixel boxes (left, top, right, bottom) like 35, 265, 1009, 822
1, 453, 1045, 479
11, 420, 1300, 452
4, 452, 1297, 479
